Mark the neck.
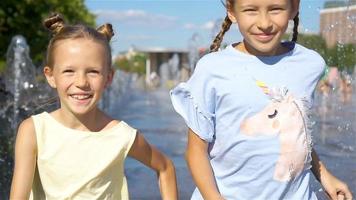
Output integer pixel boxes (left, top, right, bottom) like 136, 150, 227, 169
236, 40, 288, 56
54, 107, 109, 132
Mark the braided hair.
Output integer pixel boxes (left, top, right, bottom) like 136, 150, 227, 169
292, 12, 299, 42
210, 1, 300, 52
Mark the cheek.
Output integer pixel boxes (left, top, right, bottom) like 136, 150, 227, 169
91, 78, 107, 89
55, 83, 71, 93
272, 16, 290, 29
272, 119, 280, 129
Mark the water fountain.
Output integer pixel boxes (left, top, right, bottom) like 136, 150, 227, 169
311, 1, 356, 194
2, 35, 37, 132
0, 1, 355, 198
159, 53, 180, 88
0, 35, 39, 199
187, 33, 202, 73
100, 69, 134, 114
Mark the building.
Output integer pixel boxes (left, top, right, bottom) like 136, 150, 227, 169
131, 47, 190, 86
320, 3, 356, 47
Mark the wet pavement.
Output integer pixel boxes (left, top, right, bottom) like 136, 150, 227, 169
108, 88, 194, 200
110, 87, 355, 200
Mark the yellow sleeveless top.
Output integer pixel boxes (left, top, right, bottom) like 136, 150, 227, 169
29, 112, 137, 200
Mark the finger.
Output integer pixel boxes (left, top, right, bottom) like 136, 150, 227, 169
341, 185, 353, 200
338, 193, 345, 200
328, 191, 338, 200
344, 190, 353, 200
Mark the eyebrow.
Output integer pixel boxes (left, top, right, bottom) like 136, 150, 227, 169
239, 3, 288, 8
268, 3, 288, 8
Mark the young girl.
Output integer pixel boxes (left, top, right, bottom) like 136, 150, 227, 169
10, 13, 178, 200
170, 0, 353, 199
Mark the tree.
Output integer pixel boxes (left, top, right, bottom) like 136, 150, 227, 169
335, 43, 356, 72
0, 0, 95, 67
114, 53, 147, 75
325, 43, 356, 73
295, 34, 328, 60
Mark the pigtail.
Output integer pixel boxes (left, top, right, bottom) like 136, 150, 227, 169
97, 24, 114, 41
43, 13, 65, 35
292, 12, 299, 42
210, 15, 232, 52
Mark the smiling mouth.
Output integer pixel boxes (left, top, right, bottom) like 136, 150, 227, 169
253, 33, 275, 42
70, 94, 93, 100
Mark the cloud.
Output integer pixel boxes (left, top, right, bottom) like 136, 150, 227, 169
202, 21, 215, 30
183, 23, 197, 30
94, 9, 177, 28
183, 20, 218, 30
123, 35, 155, 40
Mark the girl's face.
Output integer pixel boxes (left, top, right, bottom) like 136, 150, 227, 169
44, 38, 113, 116
228, 0, 299, 56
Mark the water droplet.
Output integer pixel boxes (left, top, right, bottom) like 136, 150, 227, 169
337, 125, 343, 132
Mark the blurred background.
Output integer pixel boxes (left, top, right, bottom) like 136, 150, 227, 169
0, 0, 355, 199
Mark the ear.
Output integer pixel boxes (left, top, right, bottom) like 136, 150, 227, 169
227, 10, 237, 23
104, 68, 115, 88
43, 66, 57, 88
290, 0, 300, 19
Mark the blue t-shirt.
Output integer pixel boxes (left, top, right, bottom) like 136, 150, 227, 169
170, 42, 325, 200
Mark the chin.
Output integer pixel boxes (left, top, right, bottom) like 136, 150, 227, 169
70, 105, 97, 116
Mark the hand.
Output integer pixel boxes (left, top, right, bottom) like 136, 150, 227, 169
320, 170, 353, 200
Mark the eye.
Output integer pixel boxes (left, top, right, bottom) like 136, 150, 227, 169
243, 9, 257, 13
268, 109, 278, 119
63, 69, 74, 73
88, 70, 100, 74
270, 7, 284, 14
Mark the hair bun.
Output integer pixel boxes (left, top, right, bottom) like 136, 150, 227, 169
43, 13, 65, 35
97, 24, 114, 41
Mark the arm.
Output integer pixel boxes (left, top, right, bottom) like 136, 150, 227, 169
185, 128, 224, 200
311, 148, 353, 200
128, 132, 178, 200
10, 118, 37, 200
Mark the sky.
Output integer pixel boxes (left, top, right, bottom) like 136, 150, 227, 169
85, 0, 328, 55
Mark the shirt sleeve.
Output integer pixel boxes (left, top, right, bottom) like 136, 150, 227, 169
309, 54, 327, 107
170, 58, 216, 142
121, 122, 138, 157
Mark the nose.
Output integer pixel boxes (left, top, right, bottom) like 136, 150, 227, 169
75, 73, 89, 88
257, 13, 273, 32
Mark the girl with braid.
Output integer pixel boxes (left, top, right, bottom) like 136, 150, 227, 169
10, 13, 178, 200
170, 0, 352, 199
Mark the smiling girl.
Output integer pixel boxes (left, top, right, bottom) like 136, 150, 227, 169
170, 0, 352, 199
10, 13, 178, 200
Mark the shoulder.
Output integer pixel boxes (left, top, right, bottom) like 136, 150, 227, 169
16, 117, 37, 151
116, 120, 137, 136
295, 43, 326, 71
193, 47, 236, 77
290, 43, 326, 78
18, 117, 36, 134
197, 47, 235, 67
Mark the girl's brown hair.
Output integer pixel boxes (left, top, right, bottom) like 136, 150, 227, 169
43, 13, 114, 68
210, 0, 300, 52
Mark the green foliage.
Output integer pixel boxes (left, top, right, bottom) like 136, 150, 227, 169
0, 59, 6, 74
332, 44, 356, 72
284, 33, 355, 72
324, 44, 356, 72
114, 53, 147, 75
324, 0, 348, 9
295, 34, 328, 59
325, 46, 338, 67
0, 134, 14, 194
0, 0, 95, 65
282, 33, 327, 58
